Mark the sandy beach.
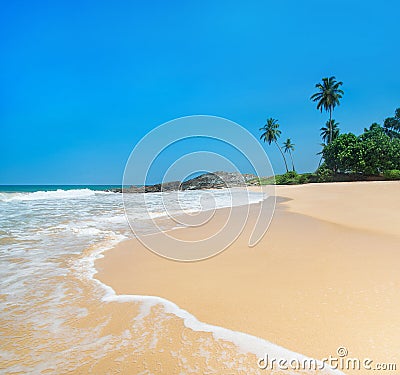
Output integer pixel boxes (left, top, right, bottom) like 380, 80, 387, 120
94, 181, 400, 374
3, 1, 400, 373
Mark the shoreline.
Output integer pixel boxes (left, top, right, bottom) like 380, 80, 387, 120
94, 181, 400, 374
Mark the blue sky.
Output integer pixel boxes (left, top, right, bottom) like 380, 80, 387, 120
1, 0, 399, 184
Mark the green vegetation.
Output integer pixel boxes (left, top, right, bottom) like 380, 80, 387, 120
253, 167, 400, 186
323, 124, 400, 174
282, 138, 296, 172
383, 170, 400, 180
383, 108, 400, 139
251, 172, 310, 185
259, 118, 289, 172
314, 164, 333, 182
311, 76, 344, 144
320, 119, 340, 144
258, 76, 400, 185
274, 171, 309, 185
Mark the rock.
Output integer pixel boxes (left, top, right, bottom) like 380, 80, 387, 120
180, 171, 255, 190
118, 171, 257, 193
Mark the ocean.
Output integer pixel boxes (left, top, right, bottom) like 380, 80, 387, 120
0, 186, 275, 373
0, 186, 342, 374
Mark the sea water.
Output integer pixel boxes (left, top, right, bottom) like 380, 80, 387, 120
0, 186, 340, 374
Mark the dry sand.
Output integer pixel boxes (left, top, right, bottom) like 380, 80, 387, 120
95, 181, 400, 374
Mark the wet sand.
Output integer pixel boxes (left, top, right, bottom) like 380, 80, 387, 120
95, 181, 400, 374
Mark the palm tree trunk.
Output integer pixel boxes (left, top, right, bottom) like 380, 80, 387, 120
329, 107, 333, 143
318, 155, 323, 168
289, 151, 295, 172
275, 141, 289, 172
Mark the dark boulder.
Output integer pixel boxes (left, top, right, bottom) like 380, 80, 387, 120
118, 171, 257, 193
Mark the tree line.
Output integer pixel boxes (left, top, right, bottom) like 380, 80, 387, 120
259, 76, 400, 180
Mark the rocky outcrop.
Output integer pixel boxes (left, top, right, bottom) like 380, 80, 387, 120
180, 171, 256, 190
111, 171, 257, 193
122, 180, 181, 193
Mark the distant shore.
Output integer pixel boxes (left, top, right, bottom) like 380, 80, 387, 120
95, 181, 400, 374
109, 170, 400, 194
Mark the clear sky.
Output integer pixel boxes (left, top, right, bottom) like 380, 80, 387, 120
1, 0, 399, 184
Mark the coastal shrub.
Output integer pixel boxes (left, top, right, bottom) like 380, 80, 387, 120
274, 172, 297, 184
321, 125, 400, 176
383, 170, 400, 180
255, 176, 276, 185
316, 164, 333, 182
297, 174, 310, 184
274, 171, 312, 184
390, 138, 400, 169
273, 174, 285, 184
323, 133, 363, 173
271, 172, 310, 185
358, 125, 396, 174
285, 171, 297, 179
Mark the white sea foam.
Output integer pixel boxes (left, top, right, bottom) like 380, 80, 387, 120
95, 277, 344, 375
0, 188, 112, 202
73, 202, 343, 375
1, 186, 342, 374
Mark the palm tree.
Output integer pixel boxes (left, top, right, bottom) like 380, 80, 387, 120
320, 119, 340, 144
383, 108, 400, 139
282, 138, 296, 172
259, 118, 289, 172
317, 143, 326, 168
311, 76, 344, 143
